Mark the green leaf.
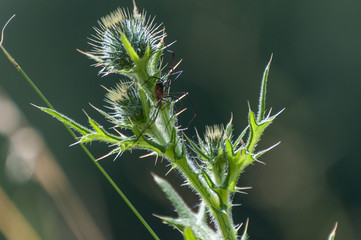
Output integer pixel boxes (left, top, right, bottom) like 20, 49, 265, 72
138, 84, 151, 120
147, 45, 163, 76
153, 175, 219, 240
183, 227, 197, 240
195, 128, 207, 152
247, 110, 272, 154
86, 116, 122, 144
234, 126, 249, 149
34, 105, 91, 135
328, 222, 338, 240
225, 114, 233, 140
257, 54, 272, 123
247, 107, 283, 155
201, 169, 215, 189
225, 108, 280, 186
121, 34, 140, 62
153, 175, 196, 220
183, 133, 210, 161
36, 105, 125, 145
144, 44, 150, 58
158, 215, 187, 230
225, 138, 234, 158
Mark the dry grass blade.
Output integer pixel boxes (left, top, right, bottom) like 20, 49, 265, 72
0, 14, 15, 47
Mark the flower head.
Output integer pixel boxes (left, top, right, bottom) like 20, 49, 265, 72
204, 125, 225, 158
84, 3, 165, 75
106, 82, 149, 129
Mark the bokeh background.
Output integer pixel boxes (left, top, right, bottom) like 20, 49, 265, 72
1, 0, 361, 239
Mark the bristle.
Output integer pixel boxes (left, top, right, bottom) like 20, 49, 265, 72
101, 8, 126, 28
205, 125, 224, 141
106, 83, 129, 103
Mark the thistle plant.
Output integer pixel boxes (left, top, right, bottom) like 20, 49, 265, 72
0, 2, 339, 240
31, 4, 279, 240
33, 4, 281, 239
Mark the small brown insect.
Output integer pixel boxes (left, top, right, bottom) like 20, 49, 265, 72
154, 81, 166, 107
136, 53, 196, 142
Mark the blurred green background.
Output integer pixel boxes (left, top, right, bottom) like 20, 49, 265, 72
1, 0, 361, 239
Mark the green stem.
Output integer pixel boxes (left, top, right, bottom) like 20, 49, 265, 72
173, 157, 237, 240
1, 45, 160, 240
214, 211, 236, 240
147, 89, 236, 239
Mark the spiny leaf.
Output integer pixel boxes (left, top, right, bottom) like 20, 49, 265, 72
138, 84, 151, 119
34, 105, 91, 135
195, 128, 207, 153
86, 116, 123, 144
184, 133, 210, 161
153, 175, 219, 240
225, 138, 234, 158
157, 215, 187, 229
201, 169, 216, 189
36, 105, 124, 145
257, 54, 272, 123
247, 110, 272, 153
153, 174, 195, 219
225, 114, 233, 140
147, 44, 163, 77
234, 126, 249, 149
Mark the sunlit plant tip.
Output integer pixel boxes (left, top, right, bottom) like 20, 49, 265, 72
80, 2, 166, 76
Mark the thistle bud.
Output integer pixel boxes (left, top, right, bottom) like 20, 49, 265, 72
106, 82, 149, 130
84, 4, 165, 75
204, 125, 225, 158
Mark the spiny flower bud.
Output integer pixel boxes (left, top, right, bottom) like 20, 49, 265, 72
204, 125, 225, 158
106, 82, 149, 129
84, 2, 165, 75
